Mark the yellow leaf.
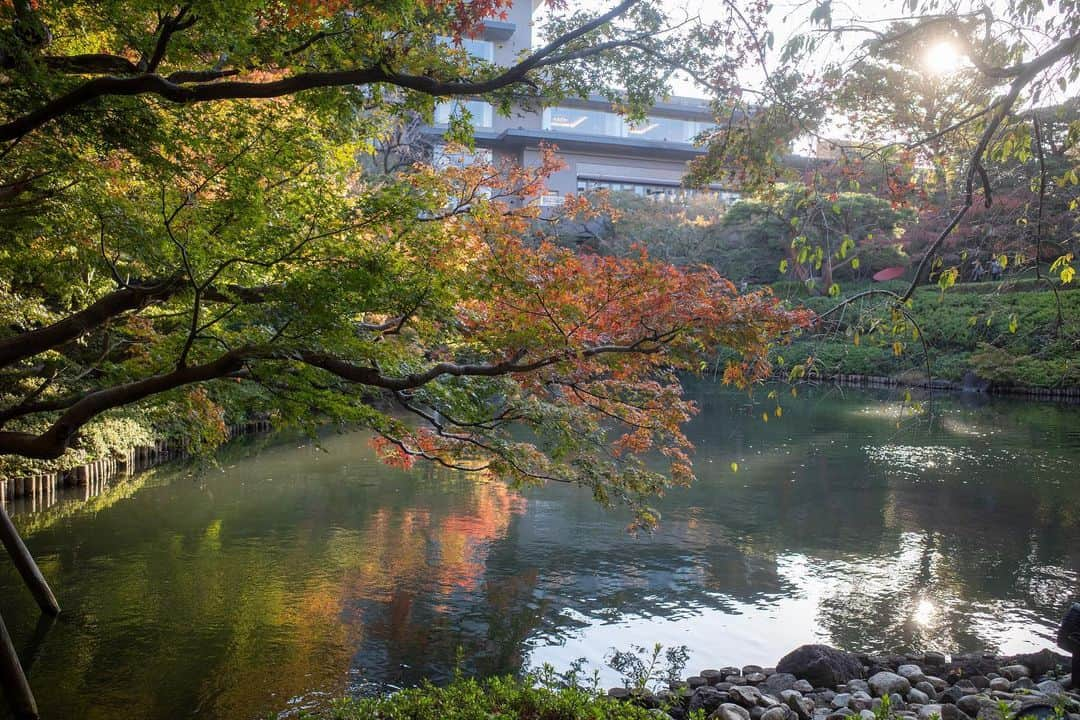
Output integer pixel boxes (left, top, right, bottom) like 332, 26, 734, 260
762, 412, 769, 423
1062, 266, 1076, 284
730, 462, 739, 473
853, 331, 860, 346
775, 406, 783, 418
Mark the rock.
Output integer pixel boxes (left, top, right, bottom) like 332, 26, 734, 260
927, 677, 949, 692
1000, 666, 1030, 682
692, 687, 730, 714
608, 687, 631, 700
764, 677, 799, 699
743, 666, 765, 676
762, 707, 791, 720
848, 693, 873, 712
849, 681, 871, 695
948, 652, 1065, 682
689, 677, 710, 689
955, 694, 990, 716
747, 673, 769, 685
730, 686, 763, 708
783, 692, 815, 720
778, 646, 865, 689
751, 707, 766, 720
925, 653, 948, 667
969, 677, 990, 690
1013, 678, 1035, 690
917, 704, 944, 720
870, 672, 912, 698
714, 704, 753, 720
1036, 680, 1065, 697
720, 668, 742, 677
890, 693, 908, 711
859, 711, 876, 720
909, 689, 931, 705
833, 695, 852, 710
826, 711, 856, 720
701, 670, 726, 686
794, 681, 815, 694
900, 665, 929, 684
990, 678, 1011, 692
956, 680, 978, 693
916, 682, 938, 698
940, 705, 971, 720
940, 687, 964, 705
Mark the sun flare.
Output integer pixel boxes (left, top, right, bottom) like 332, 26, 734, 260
924, 41, 964, 76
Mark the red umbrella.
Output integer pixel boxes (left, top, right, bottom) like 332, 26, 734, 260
872, 266, 906, 282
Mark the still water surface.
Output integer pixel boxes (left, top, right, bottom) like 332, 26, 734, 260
2, 385, 1079, 719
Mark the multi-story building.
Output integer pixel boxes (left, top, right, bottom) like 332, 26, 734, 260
421, 0, 737, 206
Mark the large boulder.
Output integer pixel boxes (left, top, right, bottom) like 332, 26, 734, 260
777, 646, 865, 688
868, 671, 911, 697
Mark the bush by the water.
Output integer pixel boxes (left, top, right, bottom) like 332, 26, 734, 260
788, 281, 1080, 389
324, 675, 687, 720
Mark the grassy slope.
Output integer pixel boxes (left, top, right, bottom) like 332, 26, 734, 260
779, 280, 1080, 389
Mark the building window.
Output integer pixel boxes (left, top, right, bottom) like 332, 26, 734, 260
433, 145, 493, 169
577, 178, 738, 203
543, 108, 712, 144
434, 99, 493, 128
436, 36, 494, 62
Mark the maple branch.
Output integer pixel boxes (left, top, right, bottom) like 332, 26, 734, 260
0, 0, 640, 141
0, 328, 678, 458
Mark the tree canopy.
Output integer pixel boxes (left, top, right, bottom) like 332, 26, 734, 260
0, 0, 808, 527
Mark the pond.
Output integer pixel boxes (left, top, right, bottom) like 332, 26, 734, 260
2, 384, 1079, 719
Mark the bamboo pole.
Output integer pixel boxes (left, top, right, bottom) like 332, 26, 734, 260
0, 609, 37, 719
0, 505, 59, 616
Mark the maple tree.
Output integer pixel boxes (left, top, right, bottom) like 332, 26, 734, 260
0, 0, 808, 525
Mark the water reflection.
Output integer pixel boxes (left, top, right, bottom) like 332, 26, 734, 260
1, 386, 1079, 719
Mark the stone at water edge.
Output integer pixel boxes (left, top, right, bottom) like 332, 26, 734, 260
868, 671, 912, 697
907, 688, 931, 705
729, 685, 763, 707
691, 686, 729, 714
777, 646, 865, 688
898, 665, 928, 684
1035, 679, 1065, 696
714, 702, 753, 720
763, 673, 800, 696
917, 704, 944, 720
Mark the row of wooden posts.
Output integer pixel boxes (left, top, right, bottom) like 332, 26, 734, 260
0, 420, 274, 507
0, 418, 272, 719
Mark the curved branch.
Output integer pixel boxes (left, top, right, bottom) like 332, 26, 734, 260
0, 0, 640, 141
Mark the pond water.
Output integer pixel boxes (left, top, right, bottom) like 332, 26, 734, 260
2, 384, 1079, 719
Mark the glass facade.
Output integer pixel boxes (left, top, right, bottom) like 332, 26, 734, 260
543, 107, 711, 144
577, 178, 738, 203
434, 99, 493, 128
436, 36, 494, 62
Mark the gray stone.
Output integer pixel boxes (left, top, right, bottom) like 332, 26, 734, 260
1036, 680, 1066, 697
784, 692, 815, 720
765, 674, 801, 696
747, 673, 769, 685
848, 693, 873, 712
909, 689, 931, 705
925, 653, 948, 667
918, 704, 944, 720
692, 687, 729, 714
939, 705, 971, 720
999, 666, 1031, 682
794, 681, 815, 694
701, 670, 726, 685
955, 694, 990, 716
928, 678, 949, 692
900, 665, 929, 684
1013, 678, 1035, 691
827, 711, 856, 720
870, 672, 913, 698
751, 707, 766, 720
832, 694, 852, 710
778, 646, 865, 689
761, 707, 790, 720
714, 704, 753, 720
849, 681, 871, 694
859, 711, 876, 720
890, 693, 908, 710
916, 682, 938, 698
940, 687, 965, 705
688, 677, 709, 689
990, 679, 1011, 692
743, 666, 765, 676
731, 686, 764, 708
970, 677, 990, 690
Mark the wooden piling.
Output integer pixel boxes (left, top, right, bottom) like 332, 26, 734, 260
0, 505, 59, 616
0, 610, 37, 719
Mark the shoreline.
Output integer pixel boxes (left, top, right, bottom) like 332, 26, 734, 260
604, 645, 1078, 720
